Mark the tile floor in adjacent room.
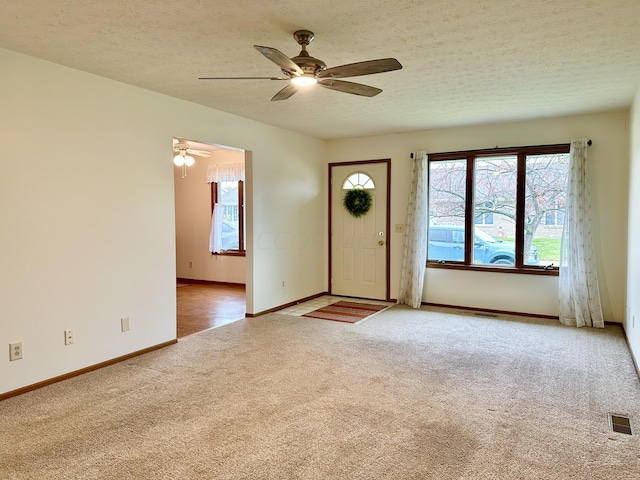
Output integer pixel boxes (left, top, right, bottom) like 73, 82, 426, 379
277, 295, 395, 316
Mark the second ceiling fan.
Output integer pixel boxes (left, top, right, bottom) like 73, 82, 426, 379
199, 30, 402, 101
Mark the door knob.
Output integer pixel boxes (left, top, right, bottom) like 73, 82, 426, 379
378, 240, 384, 246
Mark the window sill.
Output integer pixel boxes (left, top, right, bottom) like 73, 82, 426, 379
211, 251, 246, 257
426, 261, 559, 276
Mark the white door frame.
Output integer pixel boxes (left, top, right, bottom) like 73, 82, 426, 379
328, 159, 391, 301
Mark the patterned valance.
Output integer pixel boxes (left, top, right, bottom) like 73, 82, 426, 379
206, 163, 245, 183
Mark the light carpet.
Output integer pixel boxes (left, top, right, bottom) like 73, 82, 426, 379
1, 306, 639, 479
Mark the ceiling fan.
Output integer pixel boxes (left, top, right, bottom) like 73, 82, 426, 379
172, 138, 213, 178
173, 138, 212, 158
199, 30, 402, 101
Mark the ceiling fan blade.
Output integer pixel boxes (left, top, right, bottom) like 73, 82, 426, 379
318, 79, 382, 97
188, 149, 212, 157
254, 45, 304, 76
271, 84, 298, 101
199, 76, 289, 80
317, 58, 402, 79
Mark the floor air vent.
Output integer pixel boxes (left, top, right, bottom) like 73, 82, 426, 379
608, 413, 633, 435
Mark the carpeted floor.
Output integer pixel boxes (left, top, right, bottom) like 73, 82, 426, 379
1, 305, 639, 479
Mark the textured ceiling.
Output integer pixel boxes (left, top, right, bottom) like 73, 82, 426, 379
1, 0, 639, 139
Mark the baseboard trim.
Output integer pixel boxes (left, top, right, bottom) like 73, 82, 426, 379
177, 278, 245, 288
618, 324, 640, 381
0, 339, 177, 401
422, 302, 559, 320
247, 292, 329, 317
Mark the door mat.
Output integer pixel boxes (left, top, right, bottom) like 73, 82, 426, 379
302, 301, 389, 324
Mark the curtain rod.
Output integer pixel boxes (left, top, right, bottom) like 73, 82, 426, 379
411, 139, 592, 158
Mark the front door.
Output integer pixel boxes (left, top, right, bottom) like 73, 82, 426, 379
330, 161, 389, 300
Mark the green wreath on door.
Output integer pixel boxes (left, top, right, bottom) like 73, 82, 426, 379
343, 188, 372, 218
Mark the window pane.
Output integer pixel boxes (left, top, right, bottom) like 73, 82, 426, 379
428, 159, 466, 261
472, 156, 517, 265
524, 153, 570, 267
474, 211, 495, 225
545, 211, 555, 225
343, 172, 375, 189
220, 181, 240, 250
485, 212, 494, 224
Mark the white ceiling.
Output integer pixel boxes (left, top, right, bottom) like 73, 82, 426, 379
1, 0, 639, 140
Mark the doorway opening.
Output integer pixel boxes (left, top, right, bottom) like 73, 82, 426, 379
173, 137, 249, 337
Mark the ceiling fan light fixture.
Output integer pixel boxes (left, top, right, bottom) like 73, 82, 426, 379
173, 154, 186, 167
174, 149, 195, 167
291, 74, 317, 87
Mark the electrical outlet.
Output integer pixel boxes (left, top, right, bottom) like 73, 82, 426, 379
281, 281, 285, 289
121, 317, 130, 332
64, 330, 74, 345
9, 342, 23, 361
394, 224, 405, 233
634, 315, 636, 328
188, 261, 193, 268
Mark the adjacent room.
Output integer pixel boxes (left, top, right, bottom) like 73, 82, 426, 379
173, 138, 248, 337
1, 1, 640, 478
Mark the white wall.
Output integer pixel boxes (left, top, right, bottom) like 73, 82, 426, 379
326, 111, 629, 319
0, 48, 325, 395
626, 87, 640, 365
174, 147, 246, 284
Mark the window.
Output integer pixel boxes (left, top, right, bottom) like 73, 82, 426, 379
343, 172, 375, 189
544, 201, 566, 226
428, 144, 570, 272
211, 180, 245, 254
524, 153, 569, 267
475, 209, 494, 225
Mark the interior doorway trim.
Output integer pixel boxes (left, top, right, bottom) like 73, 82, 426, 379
328, 159, 391, 301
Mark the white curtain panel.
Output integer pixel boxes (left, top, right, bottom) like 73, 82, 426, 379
397, 151, 429, 308
209, 203, 224, 254
559, 139, 604, 328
